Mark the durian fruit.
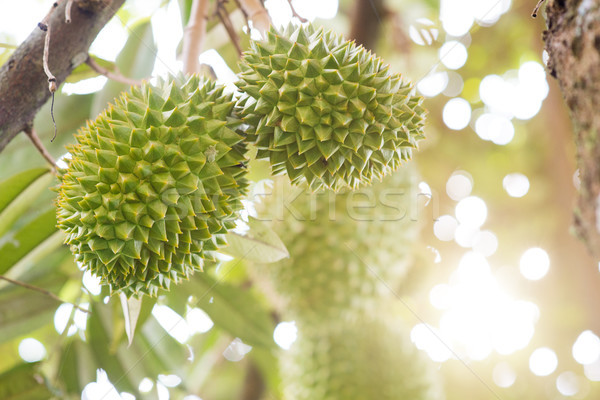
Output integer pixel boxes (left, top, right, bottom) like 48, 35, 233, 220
56, 76, 248, 297
251, 167, 419, 321
237, 24, 426, 191
280, 314, 443, 400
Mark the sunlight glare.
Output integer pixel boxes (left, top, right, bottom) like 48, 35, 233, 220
455, 196, 487, 227
18, 338, 46, 362
152, 305, 190, 344
493, 362, 516, 388
274, 321, 298, 350
433, 215, 458, 241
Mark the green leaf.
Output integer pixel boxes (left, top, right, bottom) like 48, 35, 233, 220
223, 217, 289, 263
90, 18, 157, 117
0, 363, 52, 400
119, 294, 156, 346
0, 168, 53, 238
66, 55, 117, 83
0, 208, 60, 275
181, 272, 276, 349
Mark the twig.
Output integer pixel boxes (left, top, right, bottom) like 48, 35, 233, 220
86, 55, 143, 86
237, 0, 271, 36
24, 125, 57, 169
532, 0, 546, 18
65, 0, 74, 23
39, 16, 58, 141
216, 1, 243, 57
286, 0, 307, 23
0, 275, 91, 314
182, 0, 210, 75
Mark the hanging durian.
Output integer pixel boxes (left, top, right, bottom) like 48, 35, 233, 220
238, 24, 426, 191
56, 76, 248, 297
280, 314, 443, 400
251, 167, 419, 321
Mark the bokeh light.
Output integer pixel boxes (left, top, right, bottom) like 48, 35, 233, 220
274, 321, 298, 350
503, 173, 530, 198
418, 71, 448, 97
439, 41, 468, 70
455, 196, 487, 227
472, 230, 499, 256
446, 172, 473, 201
519, 247, 550, 281
556, 371, 581, 396
186, 307, 214, 334
443, 98, 471, 130
493, 362, 517, 388
434, 215, 458, 241
152, 305, 190, 344
529, 347, 558, 376
572, 330, 600, 365
18, 338, 46, 362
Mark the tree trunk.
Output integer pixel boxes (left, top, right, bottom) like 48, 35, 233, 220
544, 0, 600, 259
0, 0, 125, 153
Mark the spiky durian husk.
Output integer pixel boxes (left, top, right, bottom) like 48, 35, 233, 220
56, 76, 248, 297
252, 167, 419, 321
237, 24, 426, 191
280, 315, 443, 400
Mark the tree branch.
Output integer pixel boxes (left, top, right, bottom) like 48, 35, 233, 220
85, 55, 143, 86
216, 1, 243, 57
544, 0, 600, 259
237, 0, 271, 36
348, 0, 385, 50
0, 275, 90, 314
182, 0, 210, 75
0, 0, 126, 153
24, 125, 57, 169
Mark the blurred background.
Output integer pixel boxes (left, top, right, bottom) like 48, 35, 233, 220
1, 0, 599, 399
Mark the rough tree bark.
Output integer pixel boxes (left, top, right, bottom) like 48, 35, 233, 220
348, 0, 385, 50
0, 0, 126, 153
544, 0, 600, 259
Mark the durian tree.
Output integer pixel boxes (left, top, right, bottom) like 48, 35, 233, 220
1, 1, 600, 400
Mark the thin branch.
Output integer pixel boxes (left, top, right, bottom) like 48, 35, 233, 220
237, 0, 271, 36
0, 275, 91, 314
86, 55, 143, 86
532, 0, 546, 18
24, 125, 57, 169
182, 0, 210, 75
287, 0, 307, 23
216, 1, 243, 57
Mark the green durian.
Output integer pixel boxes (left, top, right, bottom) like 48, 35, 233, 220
237, 24, 426, 191
56, 76, 248, 297
280, 315, 443, 400
251, 167, 419, 321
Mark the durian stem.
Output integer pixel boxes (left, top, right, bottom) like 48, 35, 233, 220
532, 0, 546, 17
182, 0, 210, 75
237, 0, 271, 36
85, 55, 143, 86
24, 125, 57, 170
0, 275, 90, 314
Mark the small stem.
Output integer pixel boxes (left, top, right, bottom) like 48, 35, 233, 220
0, 275, 91, 314
41, 23, 57, 93
24, 125, 57, 169
532, 0, 546, 17
237, 0, 271, 36
86, 55, 143, 86
233, 0, 251, 30
217, 2, 243, 57
287, 0, 307, 23
182, 0, 210, 75
65, 0, 74, 23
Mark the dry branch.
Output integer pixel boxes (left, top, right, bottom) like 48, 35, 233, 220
0, 0, 126, 153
